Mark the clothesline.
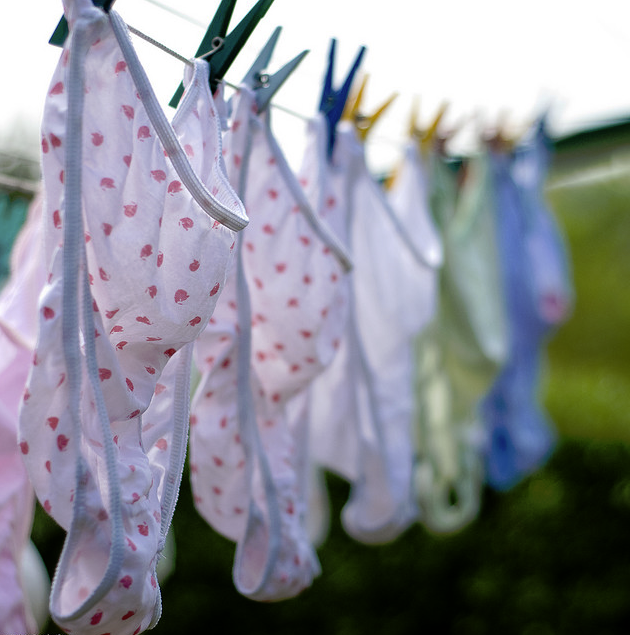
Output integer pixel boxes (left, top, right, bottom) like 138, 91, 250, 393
38, 0, 545, 166
131, 1, 451, 137
125, 5, 537, 157
126, 20, 314, 124
124, 22, 458, 158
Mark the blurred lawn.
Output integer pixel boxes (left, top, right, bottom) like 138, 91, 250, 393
545, 153, 630, 442
33, 148, 630, 635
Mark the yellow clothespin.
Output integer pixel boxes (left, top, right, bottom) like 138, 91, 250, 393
385, 99, 449, 190
385, 97, 420, 190
422, 102, 449, 153
408, 99, 449, 155
342, 74, 398, 142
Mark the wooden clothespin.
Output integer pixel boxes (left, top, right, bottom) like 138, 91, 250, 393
384, 99, 448, 191
342, 74, 398, 142
408, 99, 450, 154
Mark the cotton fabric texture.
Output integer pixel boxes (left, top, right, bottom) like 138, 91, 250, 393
189, 86, 350, 601
0, 193, 48, 634
480, 120, 574, 491
18, 2, 245, 633
302, 120, 440, 544
414, 151, 508, 533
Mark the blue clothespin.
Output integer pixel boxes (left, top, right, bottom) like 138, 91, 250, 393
48, 0, 116, 46
170, 0, 275, 107
241, 26, 308, 113
318, 38, 366, 159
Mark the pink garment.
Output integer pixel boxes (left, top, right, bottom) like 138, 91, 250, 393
0, 193, 47, 635
18, 2, 245, 634
300, 119, 440, 544
190, 86, 350, 600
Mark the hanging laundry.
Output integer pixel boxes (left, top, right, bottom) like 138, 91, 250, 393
0, 192, 49, 635
513, 118, 574, 328
189, 83, 350, 601
18, 2, 246, 634
300, 110, 440, 545
480, 117, 574, 491
414, 148, 509, 533
387, 140, 443, 342
385, 139, 446, 533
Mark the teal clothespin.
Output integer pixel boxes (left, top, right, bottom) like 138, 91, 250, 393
48, 0, 116, 46
241, 26, 308, 113
318, 38, 366, 159
169, 0, 275, 107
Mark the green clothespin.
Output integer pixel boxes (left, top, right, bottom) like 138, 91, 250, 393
169, 0, 275, 107
241, 26, 308, 113
49, 0, 116, 46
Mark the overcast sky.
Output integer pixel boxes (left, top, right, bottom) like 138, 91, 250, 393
3, 0, 630, 172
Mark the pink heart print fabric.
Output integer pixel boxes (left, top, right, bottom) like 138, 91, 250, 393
0, 193, 47, 635
18, 1, 246, 633
189, 85, 350, 601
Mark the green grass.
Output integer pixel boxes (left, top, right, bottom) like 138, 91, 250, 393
545, 159, 630, 443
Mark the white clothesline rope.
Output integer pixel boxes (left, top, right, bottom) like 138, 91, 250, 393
131, 0, 578, 157
126, 4, 495, 154
125, 20, 314, 124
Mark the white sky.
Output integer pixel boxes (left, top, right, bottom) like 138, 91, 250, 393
3, 0, 630, 173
